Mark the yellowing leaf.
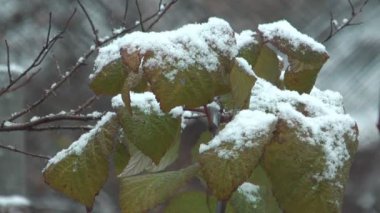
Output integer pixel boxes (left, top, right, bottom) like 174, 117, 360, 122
90, 59, 127, 95
198, 110, 277, 200
253, 45, 281, 85
230, 166, 281, 213
43, 113, 118, 209
262, 119, 358, 213
229, 58, 257, 109
113, 141, 130, 175
147, 66, 231, 112
119, 164, 200, 213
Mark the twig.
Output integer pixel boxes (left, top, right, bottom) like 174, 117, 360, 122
73, 95, 98, 114
4, 40, 12, 84
77, 0, 100, 46
16, 125, 93, 131
0, 113, 101, 132
4, 69, 42, 93
323, 0, 370, 43
123, 0, 130, 22
147, 0, 178, 31
46, 12, 52, 46
0, 10, 77, 96
0, 143, 50, 160
135, 0, 145, 32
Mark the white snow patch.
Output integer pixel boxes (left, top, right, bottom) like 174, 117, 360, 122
111, 93, 184, 118
237, 182, 261, 205
44, 112, 115, 169
92, 17, 237, 80
250, 79, 357, 180
0, 195, 30, 207
111, 94, 125, 109
235, 57, 256, 77
199, 110, 277, 159
258, 20, 326, 53
235, 30, 257, 50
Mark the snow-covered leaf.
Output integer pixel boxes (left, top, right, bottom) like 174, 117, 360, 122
90, 59, 126, 95
257, 20, 329, 93
118, 92, 181, 164
43, 112, 118, 209
119, 164, 199, 213
250, 79, 358, 212
230, 166, 281, 213
92, 17, 238, 112
198, 110, 277, 200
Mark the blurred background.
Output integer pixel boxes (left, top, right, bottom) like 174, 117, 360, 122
0, 0, 379, 212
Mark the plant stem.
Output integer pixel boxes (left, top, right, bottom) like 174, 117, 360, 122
216, 200, 227, 213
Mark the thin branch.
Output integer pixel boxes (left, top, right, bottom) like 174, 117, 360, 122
0, 143, 50, 160
135, 0, 145, 32
5, 40, 12, 83
0, 9, 77, 96
4, 69, 42, 94
77, 0, 100, 46
73, 95, 98, 114
323, 0, 370, 43
101, 0, 178, 44
123, 0, 130, 22
17, 125, 93, 131
46, 12, 52, 46
1, 113, 101, 132
147, 0, 178, 31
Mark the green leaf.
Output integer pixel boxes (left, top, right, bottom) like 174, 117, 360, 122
113, 141, 130, 175
257, 21, 329, 93
147, 66, 231, 112
284, 58, 325, 93
43, 113, 118, 208
121, 140, 180, 176
230, 166, 281, 213
198, 110, 277, 200
253, 45, 281, 85
119, 164, 200, 213
164, 191, 235, 213
262, 119, 358, 213
90, 59, 127, 95
229, 58, 257, 109
118, 107, 181, 164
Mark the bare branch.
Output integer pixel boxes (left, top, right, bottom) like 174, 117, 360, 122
0, 113, 102, 132
77, 0, 100, 46
135, 0, 146, 32
0, 143, 50, 160
73, 95, 98, 114
4, 40, 12, 84
0, 10, 77, 96
123, 0, 130, 22
147, 0, 178, 31
17, 125, 93, 131
46, 12, 52, 46
323, 0, 370, 43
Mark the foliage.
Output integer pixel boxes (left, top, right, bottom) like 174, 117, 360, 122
43, 18, 358, 212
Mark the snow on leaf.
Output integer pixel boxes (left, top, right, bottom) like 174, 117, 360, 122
198, 110, 277, 200
258, 20, 326, 53
199, 110, 277, 159
42, 112, 118, 208
250, 79, 358, 212
92, 17, 237, 77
